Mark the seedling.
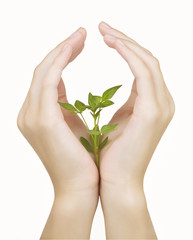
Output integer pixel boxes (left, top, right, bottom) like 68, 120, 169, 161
58, 85, 122, 169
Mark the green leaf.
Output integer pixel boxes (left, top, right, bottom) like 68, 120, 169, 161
99, 100, 114, 108
80, 137, 93, 153
90, 133, 101, 147
102, 85, 122, 101
91, 106, 99, 113
85, 105, 92, 110
95, 109, 102, 117
74, 100, 86, 112
99, 136, 108, 149
101, 123, 118, 134
93, 95, 101, 105
97, 134, 101, 145
88, 129, 100, 135
88, 93, 95, 108
58, 101, 77, 112
88, 93, 102, 111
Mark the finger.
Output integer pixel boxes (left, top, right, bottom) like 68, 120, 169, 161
99, 21, 138, 45
38, 27, 86, 75
57, 77, 73, 117
57, 40, 85, 102
98, 21, 152, 55
103, 34, 166, 98
107, 79, 137, 126
99, 22, 167, 97
30, 27, 86, 93
40, 44, 73, 111
103, 36, 156, 101
123, 78, 138, 110
58, 77, 68, 103
28, 28, 86, 110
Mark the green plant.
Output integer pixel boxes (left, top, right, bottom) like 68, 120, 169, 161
58, 85, 122, 168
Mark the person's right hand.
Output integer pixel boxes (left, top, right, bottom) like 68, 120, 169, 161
17, 27, 99, 195
17, 28, 100, 239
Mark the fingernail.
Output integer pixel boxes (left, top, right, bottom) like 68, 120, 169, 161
69, 28, 82, 38
101, 21, 111, 29
77, 27, 85, 35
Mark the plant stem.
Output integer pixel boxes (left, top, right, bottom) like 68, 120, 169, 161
80, 112, 98, 167
94, 116, 99, 169
94, 150, 99, 169
97, 111, 101, 146
97, 109, 101, 126
79, 111, 100, 169
80, 112, 89, 130
80, 111, 95, 147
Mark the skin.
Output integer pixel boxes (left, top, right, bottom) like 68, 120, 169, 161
98, 22, 175, 239
17, 27, 99, 239
17, 22, 175, 239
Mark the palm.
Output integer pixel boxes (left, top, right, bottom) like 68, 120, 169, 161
99, 79, 138, 181
99, 108, 132, 166
58, 78, 98, 173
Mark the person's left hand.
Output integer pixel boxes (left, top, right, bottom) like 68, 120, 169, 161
96, 21, 175, 239
98, 21, 175, 188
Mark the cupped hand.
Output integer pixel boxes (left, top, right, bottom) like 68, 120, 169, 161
17, 28, 99, 195
98, 22, 175, 187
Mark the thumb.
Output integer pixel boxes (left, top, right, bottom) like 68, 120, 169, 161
58, 77, 68, 103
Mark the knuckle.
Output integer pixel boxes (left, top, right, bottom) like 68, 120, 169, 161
51, 60, 62, 74
165, 92, 176, 120
23, 111, 36, 131
169, 97, 176, 119
28, 85, 36, 98
162, 109, 171, 123
146, 49, 153, 55
17, 112, 24, 131
160, 102, 175, 124
141, 96, 175, 126
33, 64, 41, 77
52, 56, 60, 66
151, 56, 160, 68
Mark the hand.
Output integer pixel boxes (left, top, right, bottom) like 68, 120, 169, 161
98, 21, 175, 239
17, 27, 99, 239
99, 21, 175, 187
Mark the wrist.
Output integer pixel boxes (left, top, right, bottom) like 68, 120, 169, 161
54, 183, 99, 212
100, 180, 157, 239
100, 175, 144, 194
41, 186, 99, 239
100, 179, 145, 209
53, 173, 99, 196
54, 191, 99, 219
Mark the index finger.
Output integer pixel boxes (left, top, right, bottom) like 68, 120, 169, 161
104, 36, 156, 102
40, 44, 73, 113
36, 27, 86, 77
29, 27, 86, 104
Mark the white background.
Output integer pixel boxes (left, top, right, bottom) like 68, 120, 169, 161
0, 0, 193, 239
